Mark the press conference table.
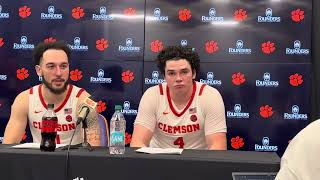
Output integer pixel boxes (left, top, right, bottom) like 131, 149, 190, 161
0, 144, 280, 180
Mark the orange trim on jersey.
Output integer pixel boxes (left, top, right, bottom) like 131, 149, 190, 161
159, 84, 163, 95
39, 84, 73, 113
29, 87, 33, 94
76, 88, 85, 98
167, 82, 196, 117
199, 84, 206, 96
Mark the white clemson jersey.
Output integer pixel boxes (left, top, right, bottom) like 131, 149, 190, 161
28, 84, 85, 145
135, 81, 226, 149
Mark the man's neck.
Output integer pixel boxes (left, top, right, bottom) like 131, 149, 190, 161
41, 84, 68, 106
170, 84, 194, 109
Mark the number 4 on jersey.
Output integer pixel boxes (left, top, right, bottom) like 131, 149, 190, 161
174, 137, 184, 148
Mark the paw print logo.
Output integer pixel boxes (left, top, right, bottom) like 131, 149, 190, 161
44, 37, 56, 43
0, 38, 4, 48
291, 9, 304, 22
150, 40, 163, 53
289, 73, 303, 87
205, 40, 219, 54
234, 9, 247, 21
96, 100, 106, 113
231, 136, 244, 149
260, 105, 273, 118
232, 72, 246, 86
96, 38, 109, 51
261, 41, 276, 54
178, 8, 191, 22
122, 70, 135, 83
19, 6, 32, 19
69, 69, 83, 81
72, 7, 85, 19
124, 7, 136, 15
125, 132, 132, 145
16, 68, 29, 80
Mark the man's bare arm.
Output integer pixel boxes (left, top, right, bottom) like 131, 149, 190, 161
3, 91, 29, 144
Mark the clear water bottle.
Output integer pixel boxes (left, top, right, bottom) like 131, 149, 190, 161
109, 105, 126, 154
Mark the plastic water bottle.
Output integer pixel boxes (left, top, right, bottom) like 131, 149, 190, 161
109, 105, 126, 154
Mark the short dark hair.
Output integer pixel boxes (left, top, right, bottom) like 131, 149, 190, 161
155, 45, 200, 76
32, 41, 71, 65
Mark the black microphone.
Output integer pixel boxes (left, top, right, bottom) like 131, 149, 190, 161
76, 96, 97, 125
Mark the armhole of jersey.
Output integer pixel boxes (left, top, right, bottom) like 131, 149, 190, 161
76, 88, 85, 98
159, 84, 163, 95
199, 84, 206, 96
29, 87, 33, 94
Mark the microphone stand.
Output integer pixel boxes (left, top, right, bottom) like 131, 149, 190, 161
62, 114, 93, 151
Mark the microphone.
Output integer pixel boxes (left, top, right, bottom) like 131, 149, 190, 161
76, 96, 97, 125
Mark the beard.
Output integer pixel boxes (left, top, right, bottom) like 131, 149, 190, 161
42, 76, 68, 95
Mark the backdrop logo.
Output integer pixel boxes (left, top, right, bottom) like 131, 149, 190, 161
150, 40, 163, 53
92, 6, 113, 20
284, 105, 308, 120
232, 72, 246, 86
0, 37, 4, 47
19, 6, 31, 19
180, 39, 188, 47
96, 100, 106, 113
72, 7, 85, 19
70, 69, 83, 81
234, 9, 247, 21
90, 69, 112, 84
151, 8, 168, 21
96, 38, 108, 51
286, 40, 309, 55
44, 37, 56, 43
0, 74, 7, 80
121, 101, 138, 115
0, 5, 9, 19
119, 38, 141, 52
200, 72, 222, 86
39, 76, 42, 82
205, 40, 219, 54
124, 7, 136, 15
68, 37, 88, 51
291, 9, 304, 22
145, 71, 165, 85
255, 137, 278, 151
16, 68, 29, 80
13, 36, 35, 50
258, 8, 281, 23
229, 40, 251, 54
256, 72, 279, 88
231, 136, 245, 149
122, 70, 134, 83
289, 73, 303, 87
259, 105, 273, 118
227, 104, 249, 119
178, 8, 191, 22
41, 5, 63, 19
201, 8, 224, 22
261, 41, 276, 54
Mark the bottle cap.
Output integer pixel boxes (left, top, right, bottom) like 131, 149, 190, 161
48, 104, 54, 109
114, 105, 122, 112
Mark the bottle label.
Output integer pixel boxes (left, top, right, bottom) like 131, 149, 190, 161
110, 131, 124, 145
41, 119, 58, 133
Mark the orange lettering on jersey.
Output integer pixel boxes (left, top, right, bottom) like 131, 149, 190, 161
33, 121, 76, 132
157, 122, 200, 135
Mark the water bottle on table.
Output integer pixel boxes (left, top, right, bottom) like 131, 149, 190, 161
109, 105, 126, 154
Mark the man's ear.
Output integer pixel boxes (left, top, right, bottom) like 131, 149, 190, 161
35, 65, 42, 76
192, 70, 196, 79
